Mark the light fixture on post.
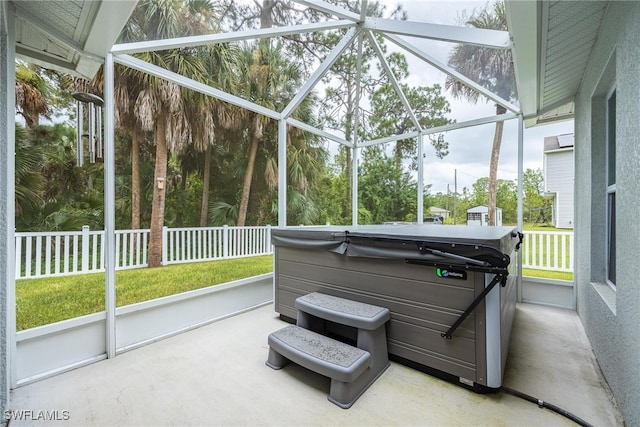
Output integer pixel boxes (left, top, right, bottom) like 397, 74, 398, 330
72, 92, 104, 167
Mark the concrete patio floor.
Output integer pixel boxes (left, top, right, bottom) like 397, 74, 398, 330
9, 303, 624, 426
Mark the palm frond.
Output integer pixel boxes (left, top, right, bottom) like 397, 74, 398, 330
445, 0, 515, 103
134, 89, 159, 132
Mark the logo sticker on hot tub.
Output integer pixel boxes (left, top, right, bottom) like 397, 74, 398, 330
436, 268, 467, 280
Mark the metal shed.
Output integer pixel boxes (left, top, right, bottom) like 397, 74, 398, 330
467, 206, 502, 226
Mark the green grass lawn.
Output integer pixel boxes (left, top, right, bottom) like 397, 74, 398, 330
16, 255, 273, 331
522, 223, 562, 232
523, 268, 573, 282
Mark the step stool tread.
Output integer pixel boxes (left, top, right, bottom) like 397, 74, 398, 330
268, 325, 370, 382
296, 292, 390, 330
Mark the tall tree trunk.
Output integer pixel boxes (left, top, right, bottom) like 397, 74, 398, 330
237, 120, 260, 227
200, 144, 211, 227
394, 144, 402, 171
131, 128, 141, 229
260, 0, 275, 28
148, 112, 169, 267
25, 114, 38, 128
488, 104, 507, 226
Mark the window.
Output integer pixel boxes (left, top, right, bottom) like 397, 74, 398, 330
606, 88, 616, 287
467, 212, 481, 221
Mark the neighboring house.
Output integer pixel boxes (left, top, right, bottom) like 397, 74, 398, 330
543, 133, 574, 228
509, 1, 640, 424
466, 205, 502, 226
428, 206, 450, 219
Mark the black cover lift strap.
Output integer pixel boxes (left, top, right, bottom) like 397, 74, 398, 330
441, 273, 507, 340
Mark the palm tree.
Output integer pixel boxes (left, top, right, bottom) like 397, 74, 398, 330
14, 125, 45, 220
445, 1, 516, 226
121, 0, 214, 266
192, 45, 236, 227
233, 42, 303, 226
258, 93, 328, 225
15, 63, 52, 128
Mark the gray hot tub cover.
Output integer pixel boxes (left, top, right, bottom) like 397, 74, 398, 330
271, 225, 519, 269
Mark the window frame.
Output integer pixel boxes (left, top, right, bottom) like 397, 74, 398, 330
605, 86, 616, 290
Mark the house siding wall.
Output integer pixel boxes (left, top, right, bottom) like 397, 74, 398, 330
574, 2, 640, 425
544, 150, 574, 228
0, 3, 15, 416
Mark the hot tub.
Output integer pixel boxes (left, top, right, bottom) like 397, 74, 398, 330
271, 224, 521, 392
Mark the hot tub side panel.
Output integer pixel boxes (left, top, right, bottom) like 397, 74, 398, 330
273, 245, 487, 384
500, 252, 518, 377
480, 248, 518, 388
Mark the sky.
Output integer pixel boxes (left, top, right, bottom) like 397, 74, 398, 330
375, 0, 575, 194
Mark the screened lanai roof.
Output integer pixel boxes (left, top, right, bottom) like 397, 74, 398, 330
6, 0, 526, 228
109, 0, 521, 147
101, 0, 525, 228
7, 0, 523, 149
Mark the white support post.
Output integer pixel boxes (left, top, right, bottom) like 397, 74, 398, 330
516, 113, 524, 303
1, 1, 17, 397
81, 226, 90, 272
278, 120, 287, 228
266, 224, 272, 253
351, 31, 363, 227
352, 146, 359, 226
417, 134, 424, 224
104, 53, 116, 359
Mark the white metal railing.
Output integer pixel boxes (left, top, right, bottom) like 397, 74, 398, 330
15, 225, 272, 279
521, 230, 574, 272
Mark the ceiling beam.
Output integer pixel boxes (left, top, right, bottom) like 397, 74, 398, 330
385, 33, 521, 114
366, 31, 421, 131
111, 20, 355, 55
15, 46, 78, 75
365, 18, 512, 49
281, 27, 359, 119
360, 0, 368, 22
83, 0, 137, 57
358, 131, 420, 148
505, 0, 541, 122
420, 113, 518, 136
114, 54, 282, 120
293, 0, 361, 22
286, 118, 351, 147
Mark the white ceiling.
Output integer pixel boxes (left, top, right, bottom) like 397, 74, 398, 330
11, 0, 137, 79
507, 0, 608, 127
